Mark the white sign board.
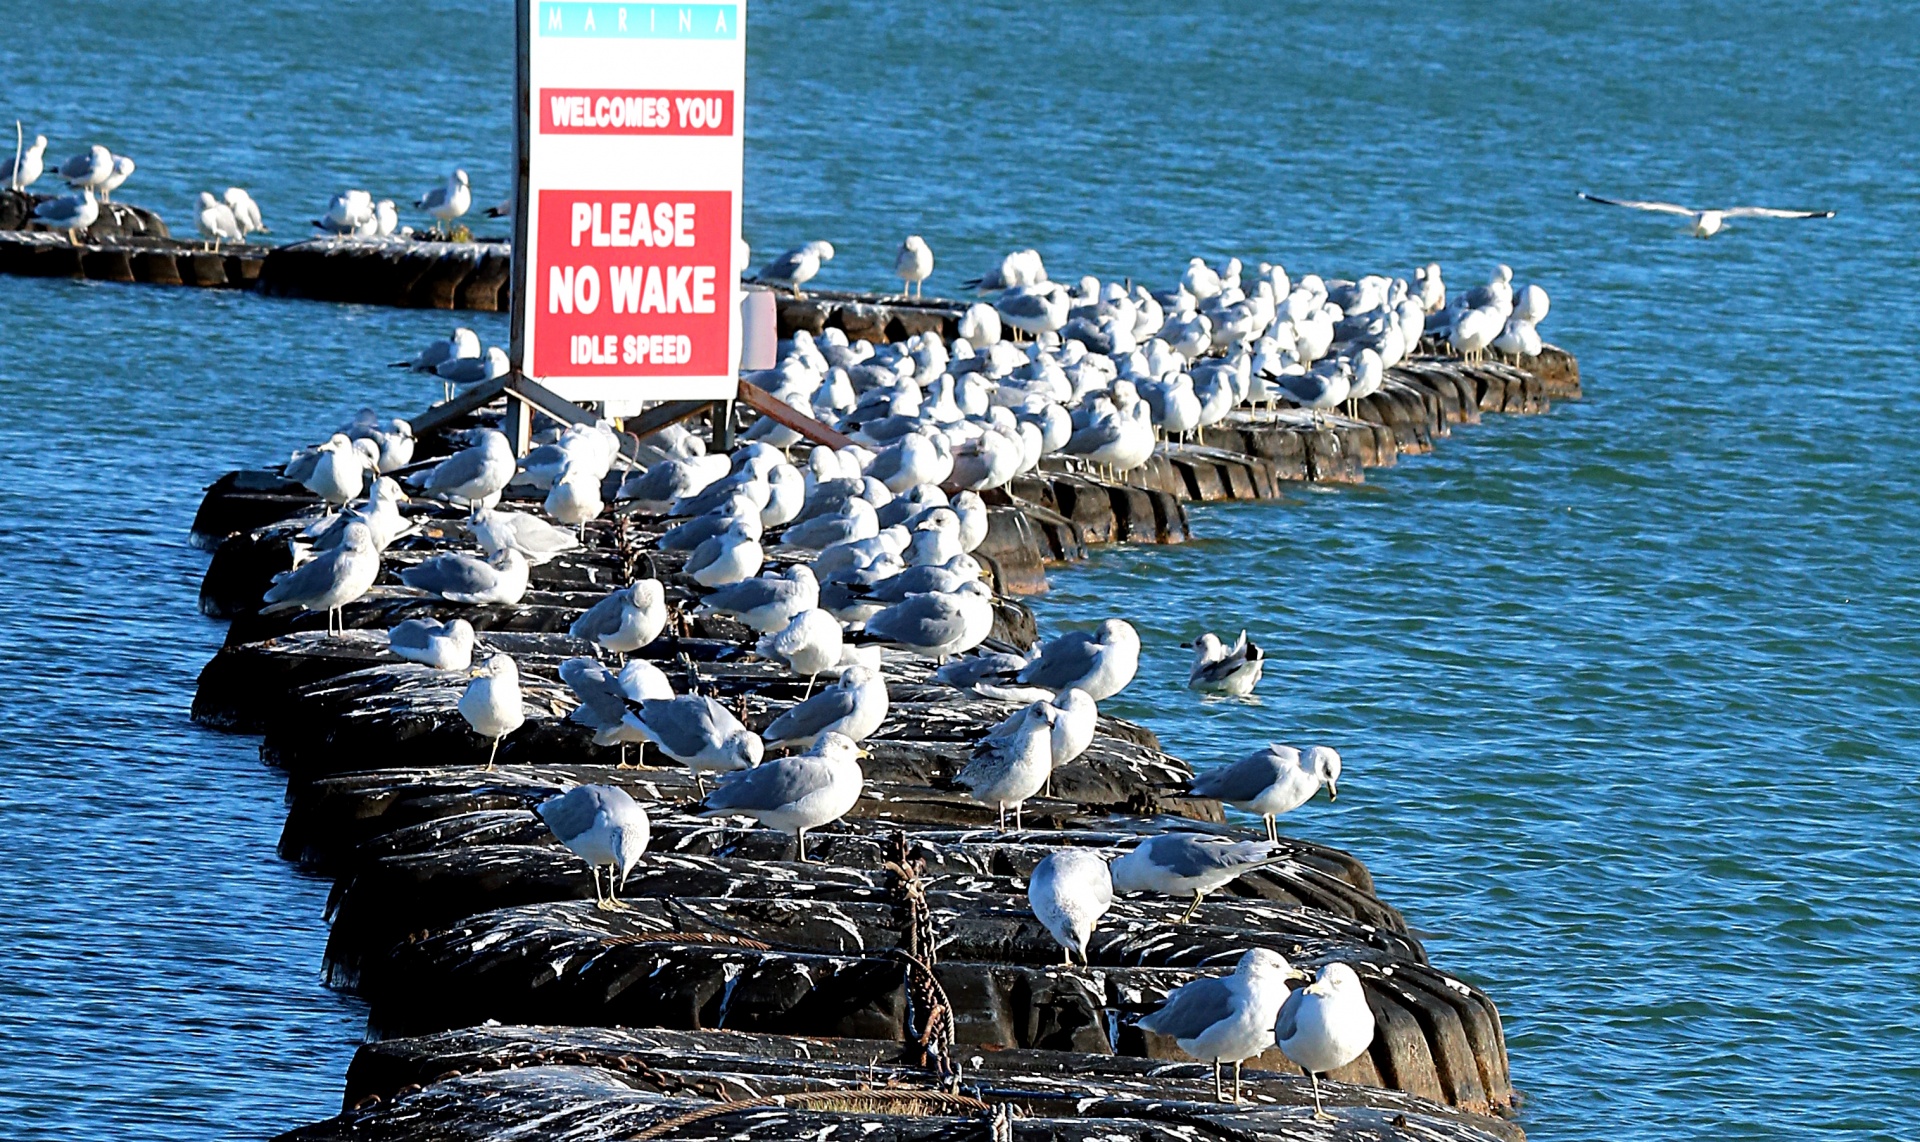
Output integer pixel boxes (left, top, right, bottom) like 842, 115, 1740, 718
511, 1, 746, 403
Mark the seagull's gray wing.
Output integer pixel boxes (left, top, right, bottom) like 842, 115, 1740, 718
1575, 192, 1695, 216
1137, 977, 1236, 1040
1063, 418, 1123, 456
417, 185, 450, 210
1723, 206, 1835, 219
1017, 631, 1100, 690
418, 446, 491, 494
388, 618, 441, 653
262, 548, 350, 605
1276, 373, 1333, 405
638, 696, 734, 756
996, 291, 1053, 321
700, 576, 783, 614
703, 756, 830, 814
538, 786, 608, 844
764, 688, 861, 743
569, 590, 628, 640
934, 652, 1029, 689
400, 553, 497, 597
560, 658, 629, 729
1188, 750, 1287, 802
1148, 834, 1277, 878
759, 248, 808, 281
866, 593, 966, 649
1274, 983, 1305, 1044
1189, 650, 1250, 687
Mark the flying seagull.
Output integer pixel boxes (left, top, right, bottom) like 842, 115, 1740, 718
1576, 191, 1833, 238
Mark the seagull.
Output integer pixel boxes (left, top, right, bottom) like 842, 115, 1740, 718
54, 144, 112, 193
895, 235, 933, 299
622, 694, 763, 794
685, 521, 765, 587
544, 463, 604, 533
386, 617, 476, 670
1136, 948, 1307, 1103
297, 436, 367, 506
1027, 848, 1112, 965
260, 521, 380, 635
1188, 630, 1264, 697
862, 580, 993, 663
417, 168, 472, 236
569, 580, 668, 655
1577, 191, 1834, 238
392, 327, 480, 373
1109, 832, 1288, 923
459, 652, 526, 769
699, 731, 866, 863
559, 656, 673, 765
761, 664, 889, 748
224, 188, 268, 238
314, 190, 374, 234
408, 428, 516, 515
756, 608, 845, 697
434, 346, 511, 398
400, 545, 529, 606
468, 507, 579, 566
1017, 619, 1139, 701
305, 470, 410, 551
196, 192, 245, 252
32, 188, 98, 245
1276, 962, 1377, 1119
99, 155, 133, 202
696, 564, 818, 633
537, 785, 651, 909
1188, 745, 1341, 844
759, 240, 834, 295
5, 131, 46, 190
955, 701, 1058, 830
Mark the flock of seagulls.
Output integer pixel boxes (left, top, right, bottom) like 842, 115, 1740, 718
194, 188, 267, 251
266, 306, 1371, 1102
9, 134, 134, 244
307, 168, 471, 239
734, 243, 1557, 497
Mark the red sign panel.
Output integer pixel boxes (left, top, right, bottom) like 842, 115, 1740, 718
540, 89, 734, 135
531, 189, 733, 378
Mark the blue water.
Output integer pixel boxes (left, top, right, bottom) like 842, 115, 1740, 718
3, 1, 1917, 1139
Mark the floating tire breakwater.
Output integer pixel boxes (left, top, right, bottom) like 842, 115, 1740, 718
188, 308, 1576, 1139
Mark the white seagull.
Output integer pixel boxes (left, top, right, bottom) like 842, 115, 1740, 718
459, 652, 526, 769
1577, 191, 1833, 238
417, 168, 472, 235
895, 234, 933, 299
1187, 745, 1341, 844
1275, 962, 1377, 1119
1136, 948, 1306, 1103
1027, 848, 1112, 965
537, 784, 651, 909
6, 131, 46, 190
759, 240, 834, 295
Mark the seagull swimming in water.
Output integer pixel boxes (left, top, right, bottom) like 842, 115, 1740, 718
1577, 191, 1834, 238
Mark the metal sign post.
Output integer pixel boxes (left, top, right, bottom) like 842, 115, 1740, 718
511, 1, 748, 415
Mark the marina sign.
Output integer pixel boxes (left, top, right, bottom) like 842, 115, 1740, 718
512, 1, 746, 403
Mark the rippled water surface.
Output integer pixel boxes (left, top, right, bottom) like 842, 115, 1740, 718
3, 2, 1916, 1139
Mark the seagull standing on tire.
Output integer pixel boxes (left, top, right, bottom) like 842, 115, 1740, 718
537, 785, 651, 909
895, 234, 933, 299
460, 652, 525, 770
758, 240, 833, 296
417, 168, 472, 236
1276, 962, 1377, 1119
